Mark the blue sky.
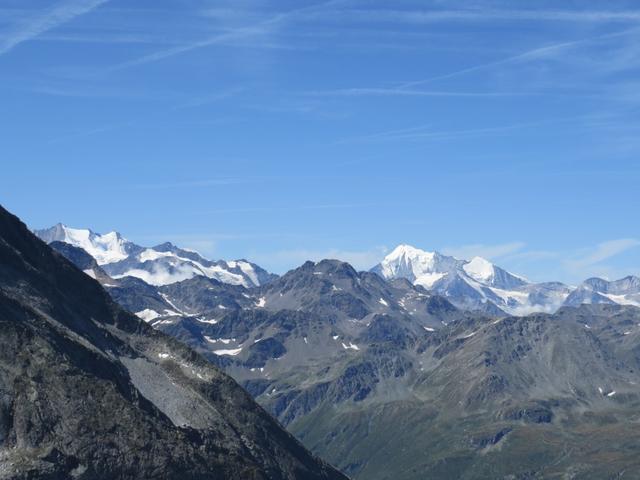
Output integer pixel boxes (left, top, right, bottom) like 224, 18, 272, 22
1, 0, 640, 283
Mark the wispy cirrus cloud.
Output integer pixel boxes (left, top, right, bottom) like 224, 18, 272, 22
337, 119, 565, 144
398, 27, 640, 89
108, 25, 269, 70
565, 238, 640, 270
484, 239, 640, 284
0, 0, 109, 56
110, 0, 346, 70
37, 32, 179, 45
329, 8, 640, 25
308, 87, 540, 98
337, 111, 621, 144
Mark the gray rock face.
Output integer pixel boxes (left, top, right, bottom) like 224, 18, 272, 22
253, 259, 459, 325
270, 304, 640, 479
0, 205, 347, 480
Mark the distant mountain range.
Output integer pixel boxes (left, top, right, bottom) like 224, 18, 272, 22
35, 224, 640, 316
35, 223, 275, 288
26, 220, 640, 478
373, 244, 640, 314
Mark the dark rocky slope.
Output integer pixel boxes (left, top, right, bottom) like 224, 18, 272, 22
0, 205, 347, 480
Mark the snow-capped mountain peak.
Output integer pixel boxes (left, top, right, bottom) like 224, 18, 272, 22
564, 276, 640, 308
35, 223, 132, 265
386, 244, 435, 262
374, 244, 460, 288
35, 224, 276, 288
372, 244, 569, 315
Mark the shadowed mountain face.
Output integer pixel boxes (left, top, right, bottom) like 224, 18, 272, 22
0, 205, 347, 480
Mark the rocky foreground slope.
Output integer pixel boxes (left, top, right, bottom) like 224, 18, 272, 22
0, 205, 346, 480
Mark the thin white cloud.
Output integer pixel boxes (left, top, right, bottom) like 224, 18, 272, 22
338, 112, 616, 144
0, 0, 108, 56
442, 242, 526, 261
566, 238, 640, 270
398, 28, 640, 89
335, 9, 640, 25
37, 32, 179, 45
110, 0, 345, 70
496, 239, 640, 284
201, 5, 640, 26
308, 88, 539, 98
340, 123, 533, 144
109, 25, 268, 70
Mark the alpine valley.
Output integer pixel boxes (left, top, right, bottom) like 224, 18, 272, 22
26, 221, 640, 479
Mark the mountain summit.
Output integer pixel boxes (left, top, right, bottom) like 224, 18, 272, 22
372, 244, 569, 315
564, 275, 640, 307
35, 224, 276, 288
35, 223, 136, 264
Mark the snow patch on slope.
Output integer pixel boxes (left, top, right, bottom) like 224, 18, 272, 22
114, 264, 197, 286
463, 257, 494, 283
136, 309, 162, 322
